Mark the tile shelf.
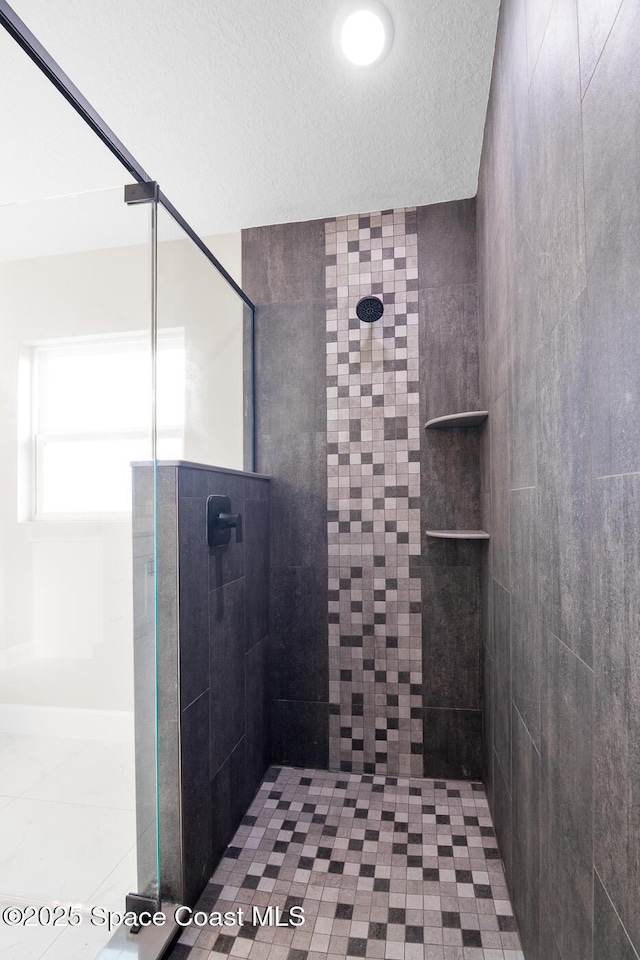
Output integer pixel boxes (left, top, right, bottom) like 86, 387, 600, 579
425, 529, 490, 540
425, 410, 489, 429
424, 410, 489, 542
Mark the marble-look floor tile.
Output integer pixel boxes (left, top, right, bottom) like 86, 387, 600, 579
23, 741, 135, 811
0, 797, 135, 903
0, 733, 85, 797
88, 845, 138, 912
0, 900, 62, 960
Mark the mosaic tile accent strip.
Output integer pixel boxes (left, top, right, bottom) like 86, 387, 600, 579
325, 208, 423, 777
168, 766, 524, 960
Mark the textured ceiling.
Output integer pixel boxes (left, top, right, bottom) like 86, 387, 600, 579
2, 0, 500, 241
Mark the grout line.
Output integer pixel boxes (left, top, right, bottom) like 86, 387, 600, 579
592, 471, 640, 481
526, 0, 554, 92
580, 0, 626, 102
594, 867, 640, 960
492, 746, 513, 801
549, 629, 594, 674
512, 702, 541, 758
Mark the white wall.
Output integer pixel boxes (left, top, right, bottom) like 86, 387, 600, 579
0, 224, 242, 712
157, 216, 245, 470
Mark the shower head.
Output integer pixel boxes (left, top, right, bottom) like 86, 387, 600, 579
356, 295, 384, 323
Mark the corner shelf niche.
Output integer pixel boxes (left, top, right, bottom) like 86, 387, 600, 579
424, 409, 489, 542
426, 529, 490, 540
425, 410, 488, 429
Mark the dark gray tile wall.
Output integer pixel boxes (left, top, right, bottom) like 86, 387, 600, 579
242, 218, 329, 769
478, 0, 640, 955
245, 201, 482, 781
417, 200, 484, 780
592, 475, 640, 952
135, 462, 271, 907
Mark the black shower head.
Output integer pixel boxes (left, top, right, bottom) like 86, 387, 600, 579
356, 296, 384, 323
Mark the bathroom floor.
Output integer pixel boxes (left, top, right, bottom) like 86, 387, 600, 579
168, 767, 524, 960
0, 730, 136, 960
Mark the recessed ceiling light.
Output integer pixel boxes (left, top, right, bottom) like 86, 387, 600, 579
334, 1, 394, 67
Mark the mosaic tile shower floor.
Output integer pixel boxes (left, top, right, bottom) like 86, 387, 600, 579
168, 767, 524, 960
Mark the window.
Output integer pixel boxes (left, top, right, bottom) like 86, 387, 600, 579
28, 332, 185, 518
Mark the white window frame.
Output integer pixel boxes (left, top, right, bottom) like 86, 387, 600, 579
26, 330, 184, 522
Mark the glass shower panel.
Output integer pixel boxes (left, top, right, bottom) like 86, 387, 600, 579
0, 185, 158, 959
156, 205, 250, 471
0, 19, 165, 956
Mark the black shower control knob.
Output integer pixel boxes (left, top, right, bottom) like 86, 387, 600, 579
217, 512, 239, 529
206, 495, 241, 547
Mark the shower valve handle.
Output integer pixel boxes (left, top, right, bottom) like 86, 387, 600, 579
207, 495, 241, 548
217, 512, 239, 529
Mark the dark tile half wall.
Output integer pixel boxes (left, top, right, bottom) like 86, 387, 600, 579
243, 219, 330, 770
244, 199, 482, 780
478, 0, 640, 957
134, 462, 270, 907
